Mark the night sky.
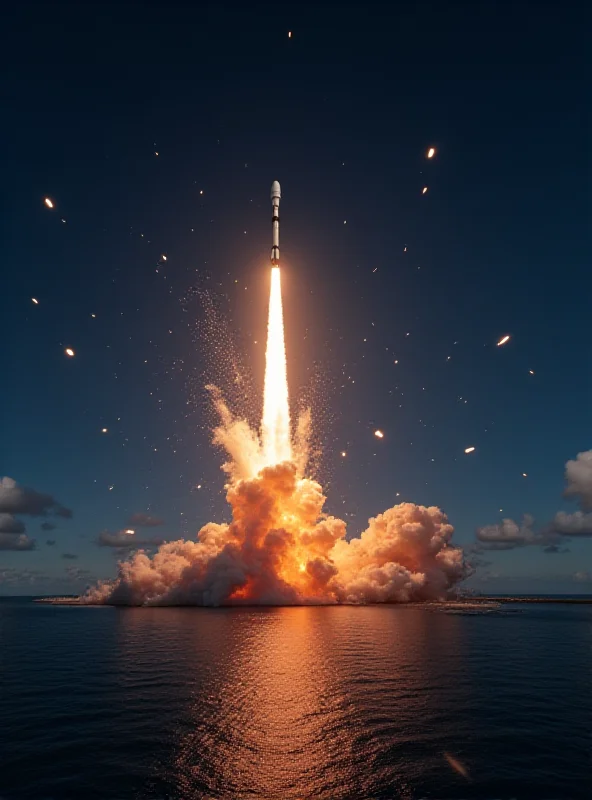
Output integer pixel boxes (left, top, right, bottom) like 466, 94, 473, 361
1, 2, 588, 595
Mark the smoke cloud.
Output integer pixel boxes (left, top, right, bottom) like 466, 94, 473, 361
84, 457, 470, 606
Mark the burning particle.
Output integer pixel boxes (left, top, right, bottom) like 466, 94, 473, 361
61, 218, 67, 223
155, 151, 159, 156
464, 446, 476, 454
161, 254, 167, 261
124, 529, 135, 535
197, 484, 202, 489
91, 313, 96, 318
522, 473, 528, 477
422, 187, 428, 194
288, 31, 292, 38
444, 753, 470, 780
394, 360, 399, 364
101, 428, 108, 433
374, 430, 384, 439
65, 348, 75, 357
529, 369, 535, 375
497, 334, 511, 347
31, 297, 39, 305
199, 190, 204, 195
340, 451, 347, 457
343, 220, 347, 224
427, 147, 436, 158
404, 246, 407, 252
108, 485, 114, 491
44, 197, 54, 208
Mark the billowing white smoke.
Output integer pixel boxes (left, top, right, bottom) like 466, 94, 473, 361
84, 458, 470, 606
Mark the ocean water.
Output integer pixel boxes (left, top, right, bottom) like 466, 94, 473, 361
1, 599, 591, 800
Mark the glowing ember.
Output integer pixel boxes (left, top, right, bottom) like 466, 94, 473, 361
101, 428, 108, 433
497, 334, 511, 346
261, 267, 291, 466
422, 187, 428, 194
464, 446, 475, 454
44, 197, 54, 208
427, 147, 436, 158
65, 348, 75, 357
31, 297, 39, 304
374, 430, 384, 439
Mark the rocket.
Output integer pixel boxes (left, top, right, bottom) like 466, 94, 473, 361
270, 180, 281, 265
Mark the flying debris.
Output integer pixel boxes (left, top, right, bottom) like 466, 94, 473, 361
427, 147, 436, 158
464, 446, 476, 454
101, 428, 108, 433
374, 430, 384, 439
422, 187, 428, 194
270, 180, 281, 265
31, 297, 39, 305
522, 473, 528, 477
288, 31, 292, 38
444, 753, 470, 780
340, 451, 347, 457
65, 348, 75, 357
529, 369, 535, 375
497, 335, 511, 347
44, 198, 54, 209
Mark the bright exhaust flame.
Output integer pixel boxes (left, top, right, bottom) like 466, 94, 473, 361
81, 263, 471, 606
262, 268, 291, 466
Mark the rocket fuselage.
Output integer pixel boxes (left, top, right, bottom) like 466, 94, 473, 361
270, 180, 281, 265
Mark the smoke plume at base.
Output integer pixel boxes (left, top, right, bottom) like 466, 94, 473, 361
84, 458, 470, 607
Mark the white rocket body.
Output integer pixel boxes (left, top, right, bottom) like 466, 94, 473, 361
270, 180, 281, 265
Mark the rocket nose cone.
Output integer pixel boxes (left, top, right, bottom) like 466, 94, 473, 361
270, 180, 281, 200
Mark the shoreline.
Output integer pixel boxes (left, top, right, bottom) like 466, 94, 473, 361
30, 595, 592, 607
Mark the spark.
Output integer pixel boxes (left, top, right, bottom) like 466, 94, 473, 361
65, 348, 75, 357
288, 31, 292, 38
522, 473, 528, 477
262, 267, 291, 466
101, 428, 108, 433
427, 147, 436, 158
341, 451, 347, 457
374, 430, 384, 439
422, 187, 428, 194
124, 529, 135, 535
155, 151, 159, 156
529, 369, 535, 375
44, 197, 54, 208
197, 484, 202, 489
497, 334, 511, 347
444, 753, 470, 781
91, 314, 96, 318
199, 190, 204, 195
161, 254, 167, 261
464, 446, 475, 454
31, 297, 39, 305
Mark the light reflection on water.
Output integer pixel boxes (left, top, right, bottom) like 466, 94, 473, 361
1, 601, 591, 799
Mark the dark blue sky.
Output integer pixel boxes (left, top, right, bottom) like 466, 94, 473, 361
1, 1, 589, 594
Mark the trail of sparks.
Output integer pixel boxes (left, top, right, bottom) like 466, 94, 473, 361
261, 267, 291, 466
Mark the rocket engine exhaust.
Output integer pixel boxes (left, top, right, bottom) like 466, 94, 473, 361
80, 181, 472, 607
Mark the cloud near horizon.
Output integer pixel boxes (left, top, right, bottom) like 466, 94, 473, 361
0, 477, 71, 552
97, 529, 165, 548
474, 449, 592, 556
